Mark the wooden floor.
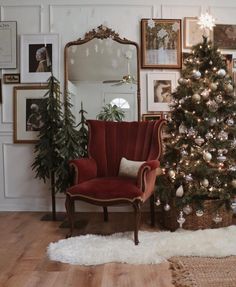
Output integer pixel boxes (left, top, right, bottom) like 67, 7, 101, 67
0, 212, 174, 287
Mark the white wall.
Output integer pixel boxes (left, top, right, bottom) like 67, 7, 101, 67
1, 0, 236, 211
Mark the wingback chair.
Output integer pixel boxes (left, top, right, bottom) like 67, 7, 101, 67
65, 119, 166, 245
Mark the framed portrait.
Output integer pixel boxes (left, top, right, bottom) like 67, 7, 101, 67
3, 73, 20, 84
141, 18, 182, 69
147, 72, 178, 112
222, 54, 233, 76
213, 24, 236, 49
183, 17, 212, 48
142, 113, 162, 121
13, 85, 47, 143
20, 34, 59, 83
0, 21, 17, 69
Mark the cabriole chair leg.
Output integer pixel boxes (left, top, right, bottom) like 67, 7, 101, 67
103, 206, 108, 222
133, 200, 141, 245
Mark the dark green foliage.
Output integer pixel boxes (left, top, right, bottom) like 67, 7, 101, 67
77, 102, 88, 158
156, 36, 236, 210
97, 103, 125, 122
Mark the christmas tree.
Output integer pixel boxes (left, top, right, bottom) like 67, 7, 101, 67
156, 14, 236, 227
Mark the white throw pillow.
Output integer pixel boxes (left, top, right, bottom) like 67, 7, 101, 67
118, 157, 145, 178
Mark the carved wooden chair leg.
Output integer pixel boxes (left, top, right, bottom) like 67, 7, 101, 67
150, 194, 155, 227
103, 206, 108, 222
65, 195, 75, 238
133, 200, 141, 245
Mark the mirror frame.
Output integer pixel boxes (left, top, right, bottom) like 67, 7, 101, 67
64, 25, 141, 121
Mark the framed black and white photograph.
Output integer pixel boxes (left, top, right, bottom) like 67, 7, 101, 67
13, 85, 47, 143
20, 34, 59, 83
141, 19, 182, 69
0, 21, 17, 68
3, 73, 20, 84
147, 72, 178, 112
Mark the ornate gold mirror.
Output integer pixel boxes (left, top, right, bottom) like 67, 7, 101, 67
64, 25, 140, 121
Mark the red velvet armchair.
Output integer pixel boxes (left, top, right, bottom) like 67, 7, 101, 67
65, 119, 165, 245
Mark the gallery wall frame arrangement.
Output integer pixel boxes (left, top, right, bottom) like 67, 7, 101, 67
213, 24, 236, 49
13, 85, 47, 143
183, 17, 213, 48
0, 21, 17, 69
141, 18, 182, 69
20, 34, 59, 83
3, 73, 20, 84
147, 72, 178, 112
141, 113, 162, 121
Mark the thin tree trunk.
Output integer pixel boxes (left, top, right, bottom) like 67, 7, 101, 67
51, 171, 56, 221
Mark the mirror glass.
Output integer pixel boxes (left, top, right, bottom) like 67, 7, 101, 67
64, 26, 140, 122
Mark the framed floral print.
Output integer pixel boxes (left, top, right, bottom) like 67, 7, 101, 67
141, 19, 182, 69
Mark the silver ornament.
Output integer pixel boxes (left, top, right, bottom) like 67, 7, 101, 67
209, 117, 217, 126
212, 213, 222, 224
192, 70, 201, 79
201, 89, 210, 99
207, 100, 218, 112
181, 149, 188, 157
188, 127, 197, 137
176, 185, 184, 197
192, 93, 201, 102
217, 154, 226, 162
194, 136, 205, 146
164, 204, 170, 211
183, 204, 192, 215
215, 94, 223, 103
196, 210, 204, 217
201, 178, 209, 187
203, 151, 212, 162
205, 132, 214, 140
225, 83, 234, 93
231, 180, 236, 188
231, 139, 236, 148
217, 69, 226, 77
210, 82, 218, 91
185, 174, 193, 182
218, 131, 228, 141
168, 170, 176, 178
226, 118, 234, 126
229, 166, 236, 171
178, 77, 184, 85
177, 211, 186, 228
179, 123, 187, 134
155, 198, 161, 206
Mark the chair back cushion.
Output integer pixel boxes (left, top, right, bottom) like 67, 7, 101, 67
87, 119, 165, 177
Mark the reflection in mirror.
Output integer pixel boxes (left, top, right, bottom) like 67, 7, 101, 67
64, 25, 140, 122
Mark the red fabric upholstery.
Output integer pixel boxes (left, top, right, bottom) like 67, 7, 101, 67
67, 177, 142, 201
69, 158, 97, 185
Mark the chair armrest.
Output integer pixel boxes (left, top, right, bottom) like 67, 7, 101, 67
69, 158, 97, 185
136, 160, 161, 201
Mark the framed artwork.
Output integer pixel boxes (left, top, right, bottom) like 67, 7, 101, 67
233, 58, 236, 69
183, 17, 212, 48
0, 21, 17, 68
13, 85, 47, 143
142, 113, 162, 121
0, 79, 2, 104
3, 73, 20, 84
213, 24, 236, 49
20, 34, 59, 83
141, 19, 182, 69
222, 54, 233, 76
147, 72, 178, 112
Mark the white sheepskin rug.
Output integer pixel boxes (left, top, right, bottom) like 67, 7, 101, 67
47, 225, 236, 266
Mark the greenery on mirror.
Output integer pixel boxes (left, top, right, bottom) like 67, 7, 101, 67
97, 103, 125, 121
156, 36, 236, 220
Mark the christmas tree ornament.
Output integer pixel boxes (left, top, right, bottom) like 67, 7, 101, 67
225, 83, 234, 93
205, 132, 214, 139
229, 166, 236, 171
231, 179, 236, 188
231, 139, 236, 148
185, 174, 193, 182
212, 213, 222, 224
201, 178, 209, 187
192, 93, 201, 102
209, 60, 213, 65
201, 89, 210, 99
177, 211, 186, 228
209, 117, 217, 126
215, 94, 223, 103
168, 170, 176, 178
147, 18, 155, 28
155, 198, 161, 206
210, 82, 218, 91
181, 149, 188, 157
183, 204, 193, 215
203, 151, 212, 162
218, 130, 228, 141
194, 136, 205, 146
198, 12, 216, 37
207, 100, 218, 112
188, 127, 197, 137
179, 122, 187, 134
164, 203, 171, 211
176, 185, 184, 197
192, 70, 201, 79
217, 68, 226, 77
196, 209, 204, 217
226, 118, 234, 126
217, 154, 226, 162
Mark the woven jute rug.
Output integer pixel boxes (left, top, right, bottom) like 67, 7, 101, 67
169, 256, 236, 287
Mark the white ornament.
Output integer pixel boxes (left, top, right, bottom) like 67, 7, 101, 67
226, 118, 234, 126
212, 213, 222, 224
210, 83, 218, 91
209, 117, 217, 126
207, 100, 218, 112
198, 12, 215, 32
168, 170, 176, 178
217, 154, 226, 162
201, 178, 209, 187
225, 84, 234, 93
177, 211, 186, 228
155, 198, 161, 206
164, 204, 171, 211
178, 77, 184, 84
176, 185, 184, 197
185, 174, 193, 182
194, 136, 205, 146
201, 89, 210, 99
217, 69, 226, 77
205, 132, 214, 139
183, 205, 193, 215
179, 122, 187, 134
147, 19, 155, 28
218, 131, 228, 141
196, 209, 204, 217
188, 127, 197, 137
231, 180, 236, 188
192, 93, 201, 102
203, 151, 212, 162
192, 70, 201, 79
